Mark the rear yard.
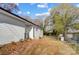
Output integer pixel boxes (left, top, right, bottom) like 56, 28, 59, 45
0, 36, 77, 55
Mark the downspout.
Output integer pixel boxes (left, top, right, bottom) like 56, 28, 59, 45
24, 26, 27, 39
24, 25, 29, 39
33, 26, 35, 39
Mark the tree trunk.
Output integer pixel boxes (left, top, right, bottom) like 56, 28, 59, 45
63, 28, 67, 41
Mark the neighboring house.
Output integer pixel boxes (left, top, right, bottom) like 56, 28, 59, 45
44, 16, 54, 33
66, 28, 79, 43
64, 18, 79, 43
0, 7, 43, 44
58, 28, 79, 43
44, 16, 79, 43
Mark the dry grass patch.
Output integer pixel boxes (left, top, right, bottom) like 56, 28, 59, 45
0, 37, 76, 55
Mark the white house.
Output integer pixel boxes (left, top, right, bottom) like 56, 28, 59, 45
0, 7, 43, 44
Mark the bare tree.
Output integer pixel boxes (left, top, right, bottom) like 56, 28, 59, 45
0, 3, 19, 12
